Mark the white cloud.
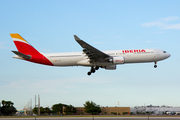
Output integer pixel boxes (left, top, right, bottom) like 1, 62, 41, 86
39, 48, 52, 53
26, 38, 38, 40
160, 16, 179, 21
94, 36, 121, 39
1, 77, 118, 94
93, 42, 105, 44
94, 36, 103, 39
112, 36, 121, 38
163, 23, 180, 29
0, 42, 14, 50
153, 32, 164, 34
142, 21, 163, 27
0, 42, 6, 49
145, 41, 154, 43
142, 16, 180, 30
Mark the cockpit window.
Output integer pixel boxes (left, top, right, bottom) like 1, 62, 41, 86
163, 51, 167, 53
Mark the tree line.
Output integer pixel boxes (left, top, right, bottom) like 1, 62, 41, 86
33, 101, 101, 115
33, 103, 77, 115
0, 100, 101, 116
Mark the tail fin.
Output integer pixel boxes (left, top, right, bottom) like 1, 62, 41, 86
10, 33, 53, 66
10, 33, 40, 55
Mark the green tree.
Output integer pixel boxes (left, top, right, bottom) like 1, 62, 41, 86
33, 107, 51, 115
2, 100, 14, 107
123, 112, 129, 115
33, 107, 38, 114
2, 100, 5, 107
44, 107, 51, 115
83, 101, 101, 115
52, 103, 66, 115
1, 100, 17, 116
64, 105, 76, 115
40, 107, 45, 115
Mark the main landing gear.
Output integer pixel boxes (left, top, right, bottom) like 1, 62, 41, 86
154, 62, 157, 68
87, 66, 99, 76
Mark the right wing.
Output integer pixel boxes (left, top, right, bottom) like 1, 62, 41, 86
74, 35, 110, 63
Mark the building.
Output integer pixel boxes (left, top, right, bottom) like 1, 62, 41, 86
75, 107, 130, 115
101, 107, 130, 115
131, 105, 180, 115
15, 110, 33, 116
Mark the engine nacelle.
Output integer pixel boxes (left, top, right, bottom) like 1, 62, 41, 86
105, 65, 116, 70
112, 56, 124, 64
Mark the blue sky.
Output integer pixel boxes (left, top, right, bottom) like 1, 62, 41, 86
0, 0, 180, 110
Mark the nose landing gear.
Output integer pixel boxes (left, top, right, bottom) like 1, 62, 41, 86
154, 62, 157, 68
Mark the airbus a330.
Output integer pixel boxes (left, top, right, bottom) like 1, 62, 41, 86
10, 33, 171, 75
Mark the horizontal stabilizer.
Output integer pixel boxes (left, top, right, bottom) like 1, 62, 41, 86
12, 51, 31, 60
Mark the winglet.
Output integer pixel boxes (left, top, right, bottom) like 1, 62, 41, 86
74, 35, 81, 41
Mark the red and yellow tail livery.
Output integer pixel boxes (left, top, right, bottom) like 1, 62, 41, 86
10, 33, 53, 66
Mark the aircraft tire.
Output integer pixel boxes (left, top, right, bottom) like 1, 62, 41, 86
95, 66, 99, 70
87, 72, 91, 75
91, 69, 95, 73
154, 65, 157, 68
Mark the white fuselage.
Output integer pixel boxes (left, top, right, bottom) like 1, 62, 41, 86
42, 49, 170, 67
11, 33, 171, 75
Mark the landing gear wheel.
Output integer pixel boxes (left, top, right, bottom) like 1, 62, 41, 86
87, 66, 99, 75
87, 72, 91, 76
91, 67, 96, 73
95, 66, 99, 70
154, 62, 157, 68
91, 69, 95, 73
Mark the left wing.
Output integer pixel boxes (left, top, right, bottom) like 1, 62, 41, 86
74, 35, 110, 63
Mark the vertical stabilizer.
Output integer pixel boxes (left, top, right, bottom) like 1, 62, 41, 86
10, 33, 40, 55
10, 33, 53, 66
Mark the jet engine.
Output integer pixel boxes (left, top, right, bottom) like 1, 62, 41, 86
105, 65, 116, 70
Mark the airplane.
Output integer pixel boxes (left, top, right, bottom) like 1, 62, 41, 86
10, 33, 171, 76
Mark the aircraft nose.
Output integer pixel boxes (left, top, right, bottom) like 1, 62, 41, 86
167, 53, 171, 58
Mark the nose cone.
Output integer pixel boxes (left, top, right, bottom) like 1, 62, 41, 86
158, 50, 171, 61
167, 53, 171, 58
